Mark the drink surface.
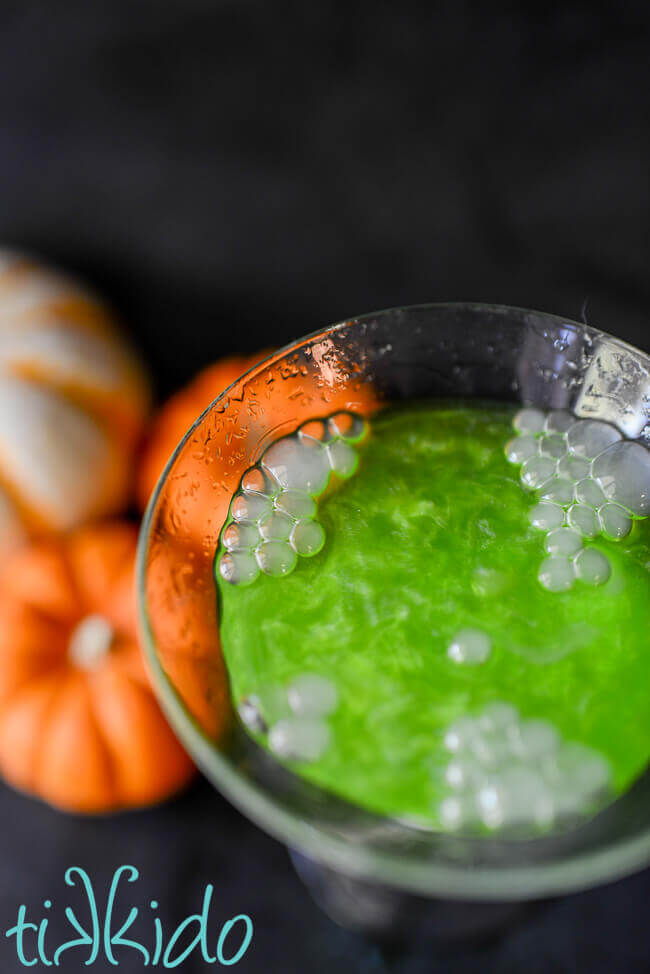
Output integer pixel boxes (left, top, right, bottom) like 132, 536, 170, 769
216, 403, 650, 834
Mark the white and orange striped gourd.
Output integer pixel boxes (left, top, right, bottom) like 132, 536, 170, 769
0, 250, 149, 550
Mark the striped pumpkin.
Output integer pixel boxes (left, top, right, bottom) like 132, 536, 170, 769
0, 250, 149, 549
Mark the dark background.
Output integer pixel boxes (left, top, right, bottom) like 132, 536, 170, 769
1, 2, 649, 971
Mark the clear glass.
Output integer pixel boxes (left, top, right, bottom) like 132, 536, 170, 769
137, 303, 650, 903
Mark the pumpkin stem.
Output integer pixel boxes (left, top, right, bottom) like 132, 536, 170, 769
68, 614, 115, 669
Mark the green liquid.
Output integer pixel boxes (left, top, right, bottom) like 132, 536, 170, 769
217, 403, 650, 827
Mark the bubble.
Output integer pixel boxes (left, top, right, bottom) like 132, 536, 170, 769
222, 521, 261, 551
545, 410, 574, 434
444, 756, 486, 790
255, 540, 298, 577
505, 434, 538, 464
540, 478, 575, 506
326, 439, 359, 478
562, 744, 612, 797
567, 419, 622, 459
256, 683, 292, 724
592, 441, 650, 516
544, 527, 583, 556
268, 717, 331, 762
481, 767, 554, 828
598, 502, 632, 540
258, 510, 294, 541
241, 467, 277, 497
290, 518, 326, 556
468, 727, 513, 768
479, 702, 519, 730
513, 408, 546, 434
237, 695, 267, 733
443, 716, 478, 753
538, 555, 575, 592
274, 489, 316, 520
520, 457, 557, 491
439, 795, 469, 830
262, 436, 331, 495
557, 455, 591, 482
539, 433, 567, 460
287, 674, 339, 717
574, 548, 611, 586
516, 720, 560, 759
447, 628, 492, 665
328, 412, 366, 442
567, 504, 599, 538
548, 743, 612, 799
574, 477, 605, 508
298, 419, 329, 443
218, 550, 260, 586
528, 501, 565, 531
231, 492, 273, 524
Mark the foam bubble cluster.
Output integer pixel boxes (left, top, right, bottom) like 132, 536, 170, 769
438, 702, 612, 832
217, 412, 367, 586
506, 408, 650, 591
237, 673, 339, 763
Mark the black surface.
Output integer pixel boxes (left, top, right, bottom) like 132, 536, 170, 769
0, 2, 649, 971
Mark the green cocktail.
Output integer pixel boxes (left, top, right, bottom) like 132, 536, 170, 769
215, 401, 650, 835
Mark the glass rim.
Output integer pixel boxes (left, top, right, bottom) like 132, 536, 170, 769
137, 301, 650, 900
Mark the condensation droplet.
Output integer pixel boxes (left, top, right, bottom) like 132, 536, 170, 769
255, 540, 298, 577
529, 501, 565, 531
544, 527, 583, 556
513, 408, 546, 434
538, 555, 575, 592
574, 548, 611, 586
567, 504, 599, 538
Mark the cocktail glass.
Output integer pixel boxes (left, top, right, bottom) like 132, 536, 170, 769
137, 304, 650, 939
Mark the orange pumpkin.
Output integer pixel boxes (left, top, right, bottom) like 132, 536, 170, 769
0, 521, 194, 813
0, 250, 150, 551
137, 352, 268, 509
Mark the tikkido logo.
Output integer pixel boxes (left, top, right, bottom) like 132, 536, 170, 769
5, 866, 253, 968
